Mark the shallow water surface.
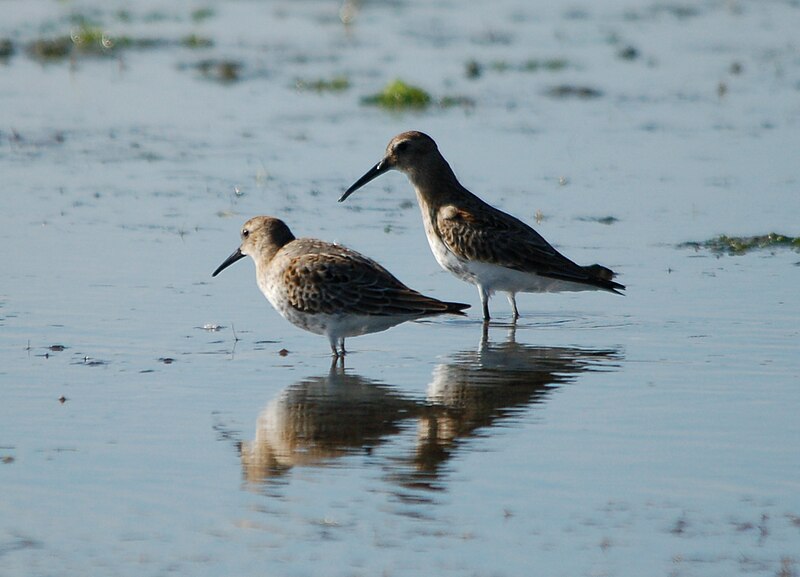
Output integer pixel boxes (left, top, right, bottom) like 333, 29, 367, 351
2, 1, 799, 576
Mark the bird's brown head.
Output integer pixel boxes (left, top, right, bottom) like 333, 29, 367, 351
212, 216, 296, 277
339, 131, 441, 202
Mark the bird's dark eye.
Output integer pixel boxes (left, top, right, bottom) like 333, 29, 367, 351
242, 229, 249, 238
395, 141, 409, 153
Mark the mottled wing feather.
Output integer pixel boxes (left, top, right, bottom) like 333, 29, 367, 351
282, 249, 453, 316
436, 203, 590, 281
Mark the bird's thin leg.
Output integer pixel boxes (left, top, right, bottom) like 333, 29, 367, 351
338, 338, 347, 357
478, 286, 491, 321
329, 337, 340, 358
507, 323, 517, 343
329, 354, 345, 370
507, 293, 520, 322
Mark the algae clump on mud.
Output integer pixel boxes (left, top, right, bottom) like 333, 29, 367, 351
27, 22, 166, 61
295, 76, 350, 93
362, 79, 473, 110
362, 79, 432, 110
680, 233, 800, 255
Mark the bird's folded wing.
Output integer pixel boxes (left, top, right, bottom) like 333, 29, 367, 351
436, 204, 590, 281
283, 252, 450, 316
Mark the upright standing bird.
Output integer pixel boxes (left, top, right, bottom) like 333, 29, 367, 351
339, 131, 624, 321
212, 216, 469, 356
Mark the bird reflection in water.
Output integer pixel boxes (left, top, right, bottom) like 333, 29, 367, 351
241, 327, 621, 492
241, 362, 421, 484
408, 325, 621, 489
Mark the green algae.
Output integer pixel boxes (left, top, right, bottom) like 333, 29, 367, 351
191, 8, 215, 22
439, 95, 475, 108
27, 23, 167, 61
26, 8, 215, 63
680, 233, 800, 255
362, 79, 473, 111
70, 24, 107, 48
181, 34, 214, 49
362, 79, 432, 110
295, 75, 350, 93
27, 36, 73, 60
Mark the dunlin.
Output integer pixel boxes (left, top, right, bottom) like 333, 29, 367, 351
212, 216, 469, 356
339, 131, 624, 321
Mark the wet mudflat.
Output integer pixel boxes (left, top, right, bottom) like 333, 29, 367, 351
1, 1, 799, 576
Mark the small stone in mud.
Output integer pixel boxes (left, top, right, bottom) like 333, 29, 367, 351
617, 45, 639, 60
1, 456, 14, 464
278, 348, 290, 357
523, 58, 568, 72
546, 85, 603, 99
465, 59, 482, 79
0, 38, 14, 58
194, 59, 242, 83
578, 215, 620, 225
671, 516, 688, 535
159, 357, 175, 364
49, 344, 66, 352
59, 396, 67, 404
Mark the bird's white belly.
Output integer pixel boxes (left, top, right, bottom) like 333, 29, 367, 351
259, 272, 413, 339
280, 307, 410, 339
460, 260, 589, 294
423, 227, 591, 295
424, 228, 475, 283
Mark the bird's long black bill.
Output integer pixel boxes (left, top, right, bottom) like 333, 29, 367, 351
212, 248, 245, 277
338, 160, 389, 202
